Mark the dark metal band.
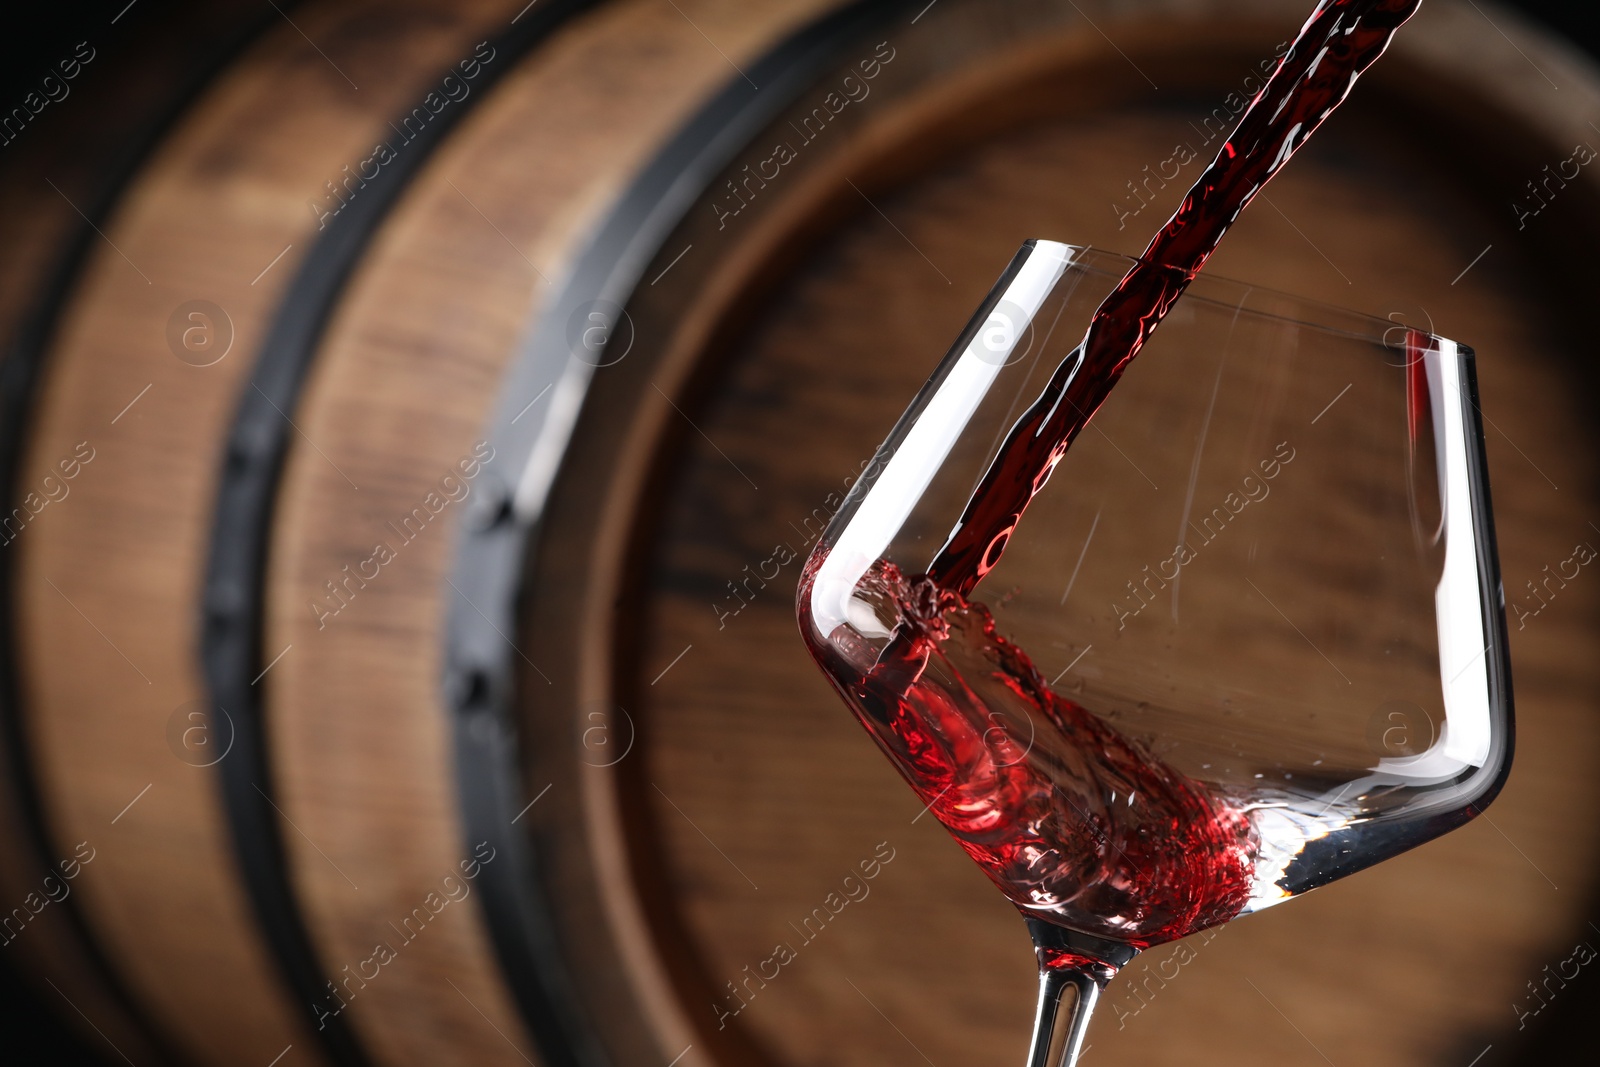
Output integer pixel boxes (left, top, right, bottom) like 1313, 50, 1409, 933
441, 2, 912, 1065
199, 5, 597, 1066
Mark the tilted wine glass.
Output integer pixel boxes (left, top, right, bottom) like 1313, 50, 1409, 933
797, 241, 1512, 1066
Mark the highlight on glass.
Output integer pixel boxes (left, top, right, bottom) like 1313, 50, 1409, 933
797, 240, 1512, 1067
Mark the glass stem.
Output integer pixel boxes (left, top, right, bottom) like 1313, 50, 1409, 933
1027, 964, 1102, 1067
1022, 917, 1135, 1067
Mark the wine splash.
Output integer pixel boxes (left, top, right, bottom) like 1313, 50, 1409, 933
800, 0, 1427, 962
805, 558, 1260, 946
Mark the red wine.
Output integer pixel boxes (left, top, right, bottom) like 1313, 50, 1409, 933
929, 0, 1423, 595
800, 1, 1423, 962
806, 558, 1257, 947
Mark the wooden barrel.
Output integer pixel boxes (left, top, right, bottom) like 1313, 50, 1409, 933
2, 1, 1596, 1066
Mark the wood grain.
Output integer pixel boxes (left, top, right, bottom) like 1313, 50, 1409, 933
262, 1, 837, 1065
0, 8, 281, 1059
13, 2, 551, 1062
6, 1, 1598, 1066
548, 3, 1600, 1066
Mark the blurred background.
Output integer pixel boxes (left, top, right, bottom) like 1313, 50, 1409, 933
2, 1, 1597, 1065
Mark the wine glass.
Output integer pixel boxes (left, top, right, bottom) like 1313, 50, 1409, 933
796, 241, 1512, 1066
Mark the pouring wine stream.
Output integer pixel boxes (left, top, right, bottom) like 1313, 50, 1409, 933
928, 0, 1425, 596
952, 3, 1423, 1061
815, 2, 1427, 1065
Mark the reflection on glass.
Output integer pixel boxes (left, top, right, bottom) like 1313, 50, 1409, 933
798, 242, 1512, 1066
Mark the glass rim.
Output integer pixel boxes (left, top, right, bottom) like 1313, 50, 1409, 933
801, 234, 1513, 943
1043, 241, 1463, 351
